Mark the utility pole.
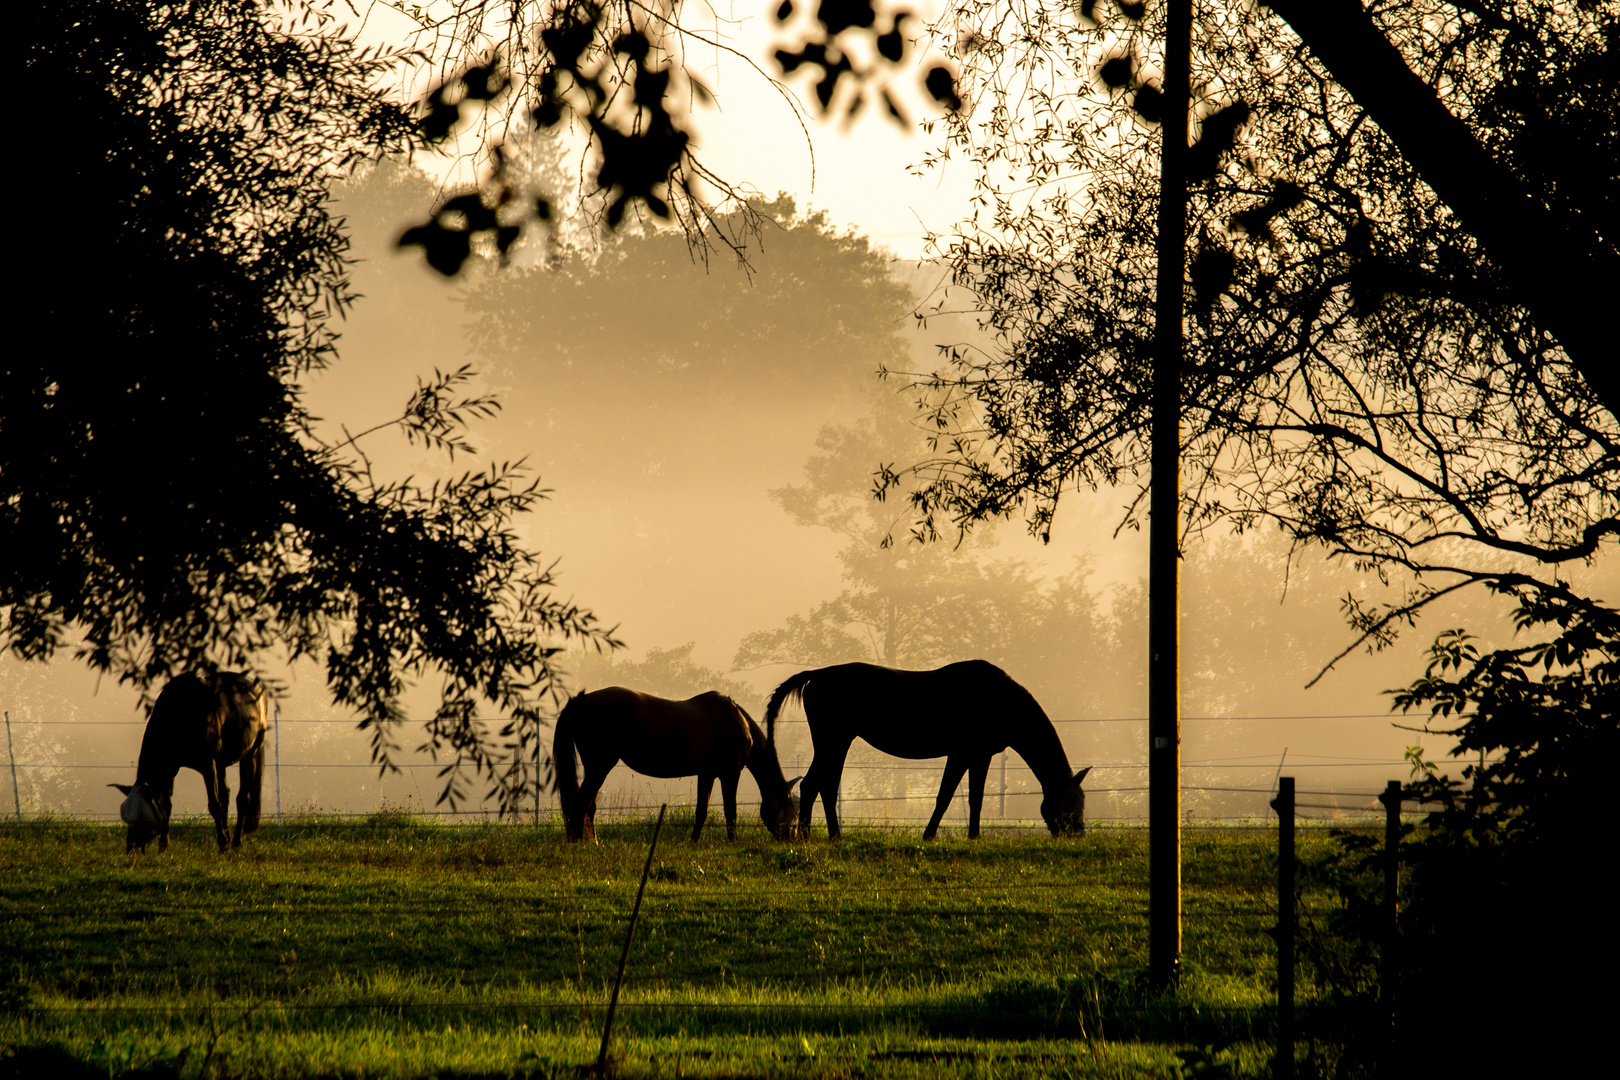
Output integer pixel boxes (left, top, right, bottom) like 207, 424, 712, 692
1149, 0, 1191, 989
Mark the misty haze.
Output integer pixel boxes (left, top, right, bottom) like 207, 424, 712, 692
7, 158, 1598, 828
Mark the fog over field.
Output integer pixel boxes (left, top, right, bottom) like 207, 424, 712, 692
5, 160, 1610, 828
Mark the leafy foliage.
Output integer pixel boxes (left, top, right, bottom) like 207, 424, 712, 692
3, 0, 615, 813
1392, 584, 1617, 858
392, 0, 962, 275
1298, 586, 1616, 1075
878, 0, 1617, 659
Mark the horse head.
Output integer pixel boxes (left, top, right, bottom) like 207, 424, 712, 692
1041, 766, 1092, 836
760, 775, 802, 840
109, 782, 166, 852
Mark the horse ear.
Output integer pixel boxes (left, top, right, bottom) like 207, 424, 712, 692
109, 783, 133, 796
786, 775, 802, 793
1072, 766, 1092, 787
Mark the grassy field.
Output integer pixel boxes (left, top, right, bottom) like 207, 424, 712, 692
0, 812, 1343, 1078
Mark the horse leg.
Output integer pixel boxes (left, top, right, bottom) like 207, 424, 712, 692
719, 769, 740, 841
207, 761, 231, 853
158, 791, 171, 853
924, 757, 969, 841
692, 772, 715, 841
234, 734, 266, 849
577, 762, 614, 843
810, 740, 853, 840
967, 756, 992, 839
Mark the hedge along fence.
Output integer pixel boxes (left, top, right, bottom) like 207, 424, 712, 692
1, 706, 1475, 827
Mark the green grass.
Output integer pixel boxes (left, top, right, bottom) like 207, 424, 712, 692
0, 813, 1343, 1078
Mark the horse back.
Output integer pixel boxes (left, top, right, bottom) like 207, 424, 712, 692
143, 672, 266, 776
801, 660, 1046, 757
575, 687, 750, 778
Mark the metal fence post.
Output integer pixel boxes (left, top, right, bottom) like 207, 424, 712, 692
1271, 776, 1295, 1080
4, 711, 20, 821
274, 705, 282, 826
1378, 779, 1402, 1055
999, 752, 1007, 820
535, 721, 542, 828
596, 804, 667, 1075
1266, 747, 1288, 823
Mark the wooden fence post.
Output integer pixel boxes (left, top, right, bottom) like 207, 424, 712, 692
1271, 776, 1295, 1080
1378, 779, 1402, 1056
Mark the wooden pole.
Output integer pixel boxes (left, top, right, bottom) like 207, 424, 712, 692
1379, 779, 1402, 1056
1271, 776, 1295, 1080
1150, 0, 1191, 990
596, 804, 667, 1075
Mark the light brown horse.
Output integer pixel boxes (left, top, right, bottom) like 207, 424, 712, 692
110, 671, 268, 853
554, 687, 800, 841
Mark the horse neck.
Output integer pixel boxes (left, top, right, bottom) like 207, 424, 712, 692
133, 723, 181, 794
1007, 708, 1073, 800
745, 738, 790, 794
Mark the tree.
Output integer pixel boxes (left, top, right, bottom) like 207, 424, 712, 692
387, 0, 1619, 435
875, 0, 1616, 660
567, 642, 756, 704
387, 0, 961, 274
1265, 1, 1618, 408
460, 195, 913, 428
1296, 587, 1615, 1076
3, 0, 615, 812
735, 394, 1118, 723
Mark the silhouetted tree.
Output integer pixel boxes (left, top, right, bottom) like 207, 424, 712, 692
462, 196, 910, 409
879, 0, 1616, 662
1299, 585, 1615, 1076
3, 0, 616, 812
391, 1, 1618, 426
389, 0, 961, 274
735, 394, 1118, 725
567, 642, 755, 704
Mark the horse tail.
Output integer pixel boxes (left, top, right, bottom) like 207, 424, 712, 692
763, 670, 816, 745
552, 695, 584, 811
238, 724, 265, 835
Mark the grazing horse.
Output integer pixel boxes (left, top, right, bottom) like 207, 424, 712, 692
554, 687, 800, 842
110, 672, 268, 853
764, 660, 1090, 840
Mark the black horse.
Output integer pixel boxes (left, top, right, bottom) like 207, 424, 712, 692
110, 672, 267, 853
764, 660, 1090, 839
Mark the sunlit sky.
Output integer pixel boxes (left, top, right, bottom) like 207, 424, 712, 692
350, 0, 974, 258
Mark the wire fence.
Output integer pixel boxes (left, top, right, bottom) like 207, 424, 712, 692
1, 707, 1470, 828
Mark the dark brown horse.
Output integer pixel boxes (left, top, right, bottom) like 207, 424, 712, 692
553, 687, 800, 841
765, 660, 1090, 840
110, 671, 268, 853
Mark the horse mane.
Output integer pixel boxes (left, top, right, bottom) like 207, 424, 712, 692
763, 670, 816, 745
739, 708, 788, 788
997, 671, 1073, 792
136, 673, 212, 785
